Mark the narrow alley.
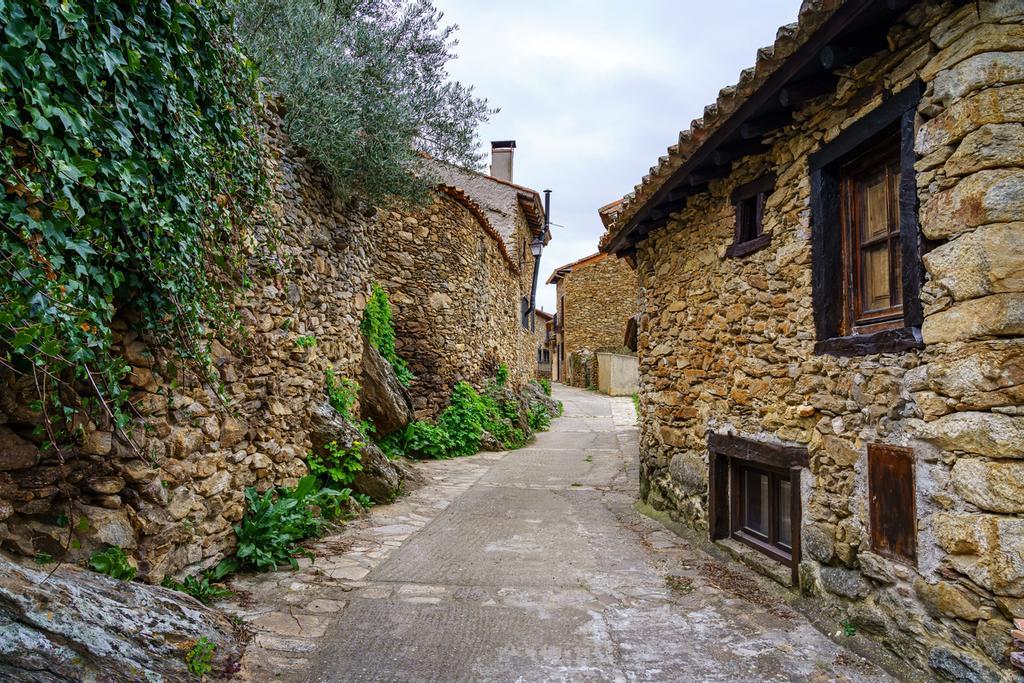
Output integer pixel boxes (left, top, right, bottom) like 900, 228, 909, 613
230, 386, 891, 682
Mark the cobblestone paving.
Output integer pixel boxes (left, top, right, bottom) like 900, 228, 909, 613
224, 386, 890, 682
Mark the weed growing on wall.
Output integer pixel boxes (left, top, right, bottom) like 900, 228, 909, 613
308, 441, 364, 488
0, 0, 266, 442
88, 546, 136, 581
325, 369, 360, 420
185, 637, 216, 678
539, 379, 552, 396
361, 285, 414, 386
528, 403, 551, 432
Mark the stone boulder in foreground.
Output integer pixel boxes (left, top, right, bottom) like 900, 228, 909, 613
0, 554, 242, 682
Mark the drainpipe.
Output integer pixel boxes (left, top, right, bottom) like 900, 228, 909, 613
528, 190, 551, 333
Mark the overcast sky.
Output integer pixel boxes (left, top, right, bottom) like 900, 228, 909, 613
431, 0, 801, 312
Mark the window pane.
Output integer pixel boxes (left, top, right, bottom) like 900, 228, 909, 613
778, 479, 792, 548
861, 243, 890, 312
738, 196, 758, 242
861, 170, 888, 241
744, 469, 769, 536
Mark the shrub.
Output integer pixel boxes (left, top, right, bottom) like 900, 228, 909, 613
89, 546, 136, 581
325, 369, 359, 421
495, 363, 509, 386
402, 420, 453, 460
234, 0, 492, 205
162, 575, 232, 605
0, 0, 266, 439
528, 402, 552, 432
225, 475, 346, 572
437, 381, 487, 456
538, 379, 552, 396
186, 637, 216, 678
308, 441, 364, 488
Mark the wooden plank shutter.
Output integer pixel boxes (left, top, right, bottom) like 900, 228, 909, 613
868, 444, 917, 565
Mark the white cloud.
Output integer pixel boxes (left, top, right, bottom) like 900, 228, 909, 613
432, 0, 801, 310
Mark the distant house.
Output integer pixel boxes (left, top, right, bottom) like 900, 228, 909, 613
600, 1, 1024, 679
533, 309, 554, 379
546, 242, 637, 386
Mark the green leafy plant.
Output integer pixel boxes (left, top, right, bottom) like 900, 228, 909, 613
360, 285, 414, 386
841, 619, 857, 637
224, 475, 346, 572
353, 493, 373, 509
495, 363, 509, 386
295, 335, 317, 349
186, 637, 216, 678
325, 370, 359, 421
308, 441, 364, 488
234, 0, 493, 205
402, 419, 454, 460
89, 546, 136, 581
33, 552, 53, 565
162, 575, 232, 605
0, 0, 266, 442
528, 402, 552, 432
538, 378, 552, 396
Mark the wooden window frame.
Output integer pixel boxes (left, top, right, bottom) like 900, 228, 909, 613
809, 82, 925, 357
840, 135, 904, 334
726, 174, 775, 258
708, 433, 807, 585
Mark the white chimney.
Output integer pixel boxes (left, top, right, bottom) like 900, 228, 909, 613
490, 140, 515, 182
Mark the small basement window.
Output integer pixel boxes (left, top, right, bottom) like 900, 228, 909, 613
726, 174, 775, 258
708, 433, 806, 584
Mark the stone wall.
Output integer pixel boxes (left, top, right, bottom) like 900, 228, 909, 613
556, 254, 637, 387
0, 117, 541, 581
367, 183, 539, 418
0, 116, 372, 583
631, 1, 1024, 679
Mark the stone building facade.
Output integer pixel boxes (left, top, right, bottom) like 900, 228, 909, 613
534, 309, 554, 379
601, 1, 1024, 680
369, 156, 548, 417
547, 252, 637, 387
0, 119, 549, 582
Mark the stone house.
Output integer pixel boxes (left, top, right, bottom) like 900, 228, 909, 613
369, 143, 550, 416
547, 249, 638, 386
533, 309, 554, 379
600, 0, 1024, 679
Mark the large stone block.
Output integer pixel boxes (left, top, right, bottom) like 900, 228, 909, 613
668, 451, 706, 494
929, 52, 1024, 109
924, 222, 1024, 300
922, 293, 1024, 343
914, 411, 1024, 458
945, 123, 1024, 177
912, 345, 1024, 409
950, 458, 1024, 513
0, 427, 40, 472
921, 22, 1024, 83
920, 170, 1024, 240
917, 85, 1024, 157
914, 578, 982, 621
936, 512, 1024, 598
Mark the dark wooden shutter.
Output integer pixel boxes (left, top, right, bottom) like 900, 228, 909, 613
868, 444, 917, 565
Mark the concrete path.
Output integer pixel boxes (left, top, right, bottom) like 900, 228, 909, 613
227, 385, 889, 682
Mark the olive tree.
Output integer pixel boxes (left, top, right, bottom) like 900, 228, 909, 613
235, 0, 495, 203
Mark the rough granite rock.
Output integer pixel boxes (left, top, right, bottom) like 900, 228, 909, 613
309, 402, 403, 503
358, 335, 414, 436
0, 554, 242, 682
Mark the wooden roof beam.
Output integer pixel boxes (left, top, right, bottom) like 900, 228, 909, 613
779, 75, 838, 108
740, 111, 793, 139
